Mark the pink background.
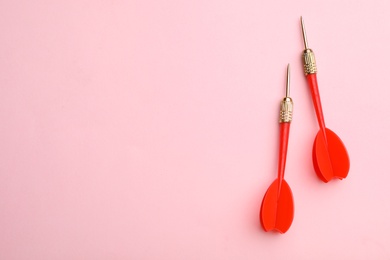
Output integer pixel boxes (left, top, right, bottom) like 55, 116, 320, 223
0, 0, 389, 259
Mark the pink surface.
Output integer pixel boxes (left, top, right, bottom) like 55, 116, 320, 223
0, 0, 389, 259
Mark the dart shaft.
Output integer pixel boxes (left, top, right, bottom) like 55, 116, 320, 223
306, 74, 327, 140
277, 122, 290, 195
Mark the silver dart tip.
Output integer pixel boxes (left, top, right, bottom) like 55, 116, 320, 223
286, 64, 290, 97
300, 16, 309, 49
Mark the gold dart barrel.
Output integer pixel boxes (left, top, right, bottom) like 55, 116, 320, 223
303, 49, 317, 75
280, 97, 293, 123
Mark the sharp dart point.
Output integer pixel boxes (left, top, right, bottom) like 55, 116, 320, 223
300, 16, 309, 49
286, 64, 290, 97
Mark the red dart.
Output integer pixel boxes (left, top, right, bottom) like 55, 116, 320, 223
300, 17, 350, 182
260, 65, 294, 234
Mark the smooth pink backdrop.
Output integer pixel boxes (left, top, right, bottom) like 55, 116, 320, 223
1, 0, 389, 259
